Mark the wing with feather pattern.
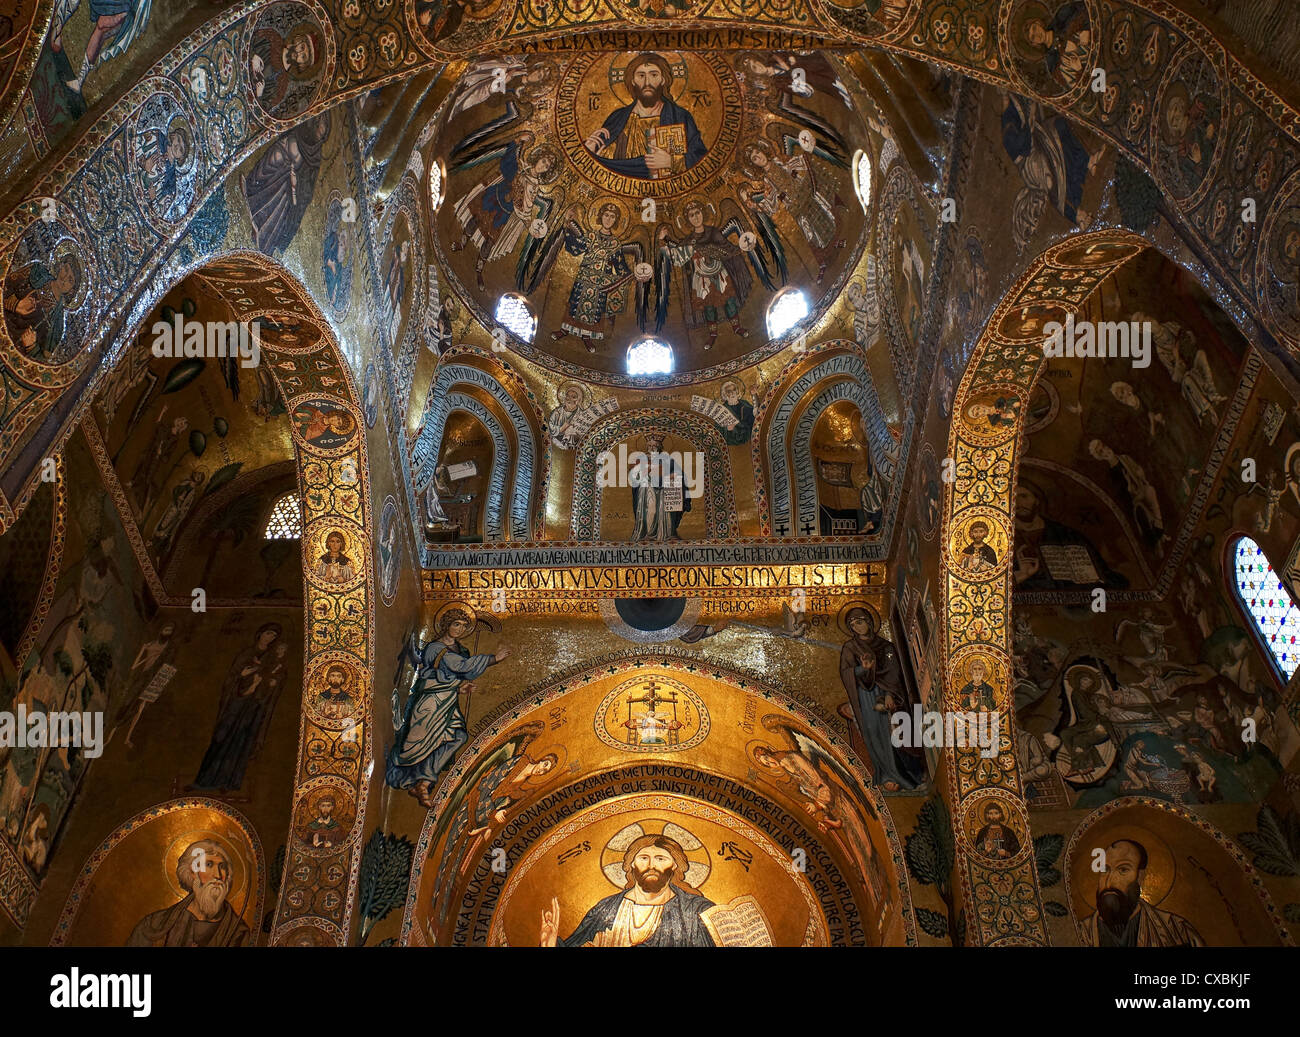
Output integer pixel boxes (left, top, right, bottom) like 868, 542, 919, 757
449, 109, 535, 171
514, 194, 570, 293
653, 229, 675, 333
773, 100, 849, 167
427, 721, 545, 850
621, 235, 651, 331
762, 715, 878, 818
720, 202, 784, 292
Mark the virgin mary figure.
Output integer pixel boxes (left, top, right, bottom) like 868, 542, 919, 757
386, 606, 511, 807
191, 623, 288, 793
838, 606, 923, 791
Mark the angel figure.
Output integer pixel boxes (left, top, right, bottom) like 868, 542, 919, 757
426, 722, 557, 926
447, 57, 555, 122
751, 721, 886, 906
451, 135, 562, 291
654, 199, 755, 350
741, 139, 845, 284
520, 201, 651, 352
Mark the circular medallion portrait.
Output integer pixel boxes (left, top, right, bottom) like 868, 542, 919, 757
291, 396, 358, 451
247, 1, 330, 123
556, 51, 742, 199
2, 216, 95, 368
1002, 0, 1099, 102
131, 91, 200, 224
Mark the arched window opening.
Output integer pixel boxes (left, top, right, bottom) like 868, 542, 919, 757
264, 492, 303, 540
494, 293, 536, 343
1231, 535, 1300, 679
626, 336, 674, 376
852, 149, 872, 212
767, 287, 810, 340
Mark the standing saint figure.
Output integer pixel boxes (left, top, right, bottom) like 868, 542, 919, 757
386, 607, 511, 808
190, 625, 288, 794
857, 445, 887, 535
838, 607, 922, 791
110, 620, 178, 748
631, 433, 691, 542
241, 114, 332, 256
546, 383, 587, 450
149, 469, 206, 557
718, 380, 754, 446
584, 53, 707, 180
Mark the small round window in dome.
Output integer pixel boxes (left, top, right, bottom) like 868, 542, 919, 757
429, 159, 446, 212
494, 293, 536, 343
626, 337, 674, 376
853, 149, 872, 211
767, 288, 810, 339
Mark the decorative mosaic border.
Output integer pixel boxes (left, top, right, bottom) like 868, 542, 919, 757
941, 229, 1148, 946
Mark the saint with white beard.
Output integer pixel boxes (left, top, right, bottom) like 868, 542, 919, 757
127, 840, 251, 947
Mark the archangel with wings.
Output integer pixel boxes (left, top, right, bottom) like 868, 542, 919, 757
516, 200, 652, 352
653, 199, 763, 350
450, 133, 563, 292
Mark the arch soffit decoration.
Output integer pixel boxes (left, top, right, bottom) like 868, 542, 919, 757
940, 228, 1149, 946
34, 249, 380, 947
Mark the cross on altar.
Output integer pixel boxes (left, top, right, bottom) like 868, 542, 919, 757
626, 678, 677, 713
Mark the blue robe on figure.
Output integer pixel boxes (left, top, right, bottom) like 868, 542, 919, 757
559, 888, 716, 947
592, 99, 707, 179
386, 639, 497, 790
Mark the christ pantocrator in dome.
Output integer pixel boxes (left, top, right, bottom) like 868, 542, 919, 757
583, 53, 708, 181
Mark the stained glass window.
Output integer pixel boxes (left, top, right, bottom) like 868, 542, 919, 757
494, 293, 536, 343
1232, 535, 1300, 679
264, 493, 302, 540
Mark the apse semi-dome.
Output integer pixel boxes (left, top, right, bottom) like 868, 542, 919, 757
431, 50, 873, 385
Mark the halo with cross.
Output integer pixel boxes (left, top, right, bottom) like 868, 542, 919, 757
600, 818, 711, 890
